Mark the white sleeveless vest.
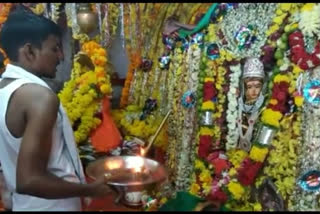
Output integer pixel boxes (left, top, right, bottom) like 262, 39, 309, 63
0, 64, 86, 211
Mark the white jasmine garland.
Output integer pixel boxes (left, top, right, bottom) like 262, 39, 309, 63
175, 44, 200, 191
226, 63, 242, 150
299, 4, 320, 39
289, 71, 320, 211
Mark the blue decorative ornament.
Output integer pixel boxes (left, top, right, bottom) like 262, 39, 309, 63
159, 55, 171, 70
298, 170, 320, 192
162, 34, 176, 50
190, 32, 204, 46
140, 98, 157, 120
181, 91, 196, 108
219, 3, 235, 11
206, 43, 220, 60
234, 25, 256, 50
180, 38, 189, 51
303, 80, 320, 105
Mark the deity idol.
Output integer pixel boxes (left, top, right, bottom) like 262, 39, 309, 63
236, 57, 266, 152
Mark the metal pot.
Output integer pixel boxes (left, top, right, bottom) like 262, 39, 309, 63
77, 3, 98, 34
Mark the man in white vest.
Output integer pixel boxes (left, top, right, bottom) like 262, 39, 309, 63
0, 6, 113, 211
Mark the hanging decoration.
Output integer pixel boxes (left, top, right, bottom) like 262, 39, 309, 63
50, 3, 61, 23
159, 55, 171, 70
303, 79, 320, 105
140, 58, 153, 72
298, 170, 320, 193
234, 25, 257, 50
206, 43, 220, 60
181, 91, 196, 108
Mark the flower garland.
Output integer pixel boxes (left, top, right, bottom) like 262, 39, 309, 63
289, 67, 320, 211
0, 3, 12, 69
299, 3, 320, 39
120, 51, 141, 108
260, 5, 301, 128
165, 47, 187, 190
225, 63, 242, 150
120, 4, 141, 108
29, 3, 46, 15
191, 23, 235, 202
261, 73, 290, 128
222, 6, 305, 209
107, 3, 120, 40
256, 112, 301, 202
112, 107, 157, 139
190, 24, 216, 198
138, 4, 179, 107
189, 5, 302, 209
58, 40, 111, 144
288, 30, 320, 70
260, 3, 301, 67
0, 3, 12, 26
50, 3, 61, 23
174, 43, 201, 191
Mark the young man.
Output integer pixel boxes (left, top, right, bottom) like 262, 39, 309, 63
0, 6, 113, 211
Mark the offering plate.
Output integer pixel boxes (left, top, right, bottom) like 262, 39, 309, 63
86, 156, 167, 206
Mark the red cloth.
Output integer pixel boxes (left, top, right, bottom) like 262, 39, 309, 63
90, 97, 122, 153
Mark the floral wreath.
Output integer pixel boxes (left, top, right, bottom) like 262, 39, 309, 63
289, 30, 320, 70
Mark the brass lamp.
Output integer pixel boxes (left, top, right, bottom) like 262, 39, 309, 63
76, 3, 98, 34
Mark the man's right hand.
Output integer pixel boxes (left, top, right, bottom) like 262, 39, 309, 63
89, 175, 114, 198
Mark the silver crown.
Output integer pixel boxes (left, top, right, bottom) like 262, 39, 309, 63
242, 57, 265, 79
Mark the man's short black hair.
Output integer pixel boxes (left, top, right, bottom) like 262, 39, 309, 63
0, 5, 62, 61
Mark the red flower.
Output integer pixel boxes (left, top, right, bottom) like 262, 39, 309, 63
275, 91, 286, 101
289, 31, 303, 46
290, 45, 303, 55
211, 158, 230, 175
291, 54, 301, 64
206, 151, 230, 175
299, 60, 309, 70
203, 81, 216, 101
207, 150, 220, 160
198, 135, 212, 159
237, 158, 263, 186
289, 30, 320, 70
207, 187, 228, 203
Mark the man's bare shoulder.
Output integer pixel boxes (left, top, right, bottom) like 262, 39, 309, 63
14, 83, 59, 112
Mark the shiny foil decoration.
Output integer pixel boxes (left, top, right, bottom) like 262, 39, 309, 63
303, 79, 320, 106
140, 58, 153, 72
162, 34, 176, 50
234, 25, 257, 50
190, 32, 204, 46
159, 55, 171, 70
206, 43, 220, 60
181, 91, 196, 108
298, 170, 320, 193
201, 111, 213, 126
256, 125, 275, 146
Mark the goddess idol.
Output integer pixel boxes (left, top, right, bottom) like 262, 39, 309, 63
236, 57, 267, 152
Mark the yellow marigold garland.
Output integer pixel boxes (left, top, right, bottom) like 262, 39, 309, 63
0, 3, 12, 68
59, 40, 111, 144
0, 3, 12, 25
